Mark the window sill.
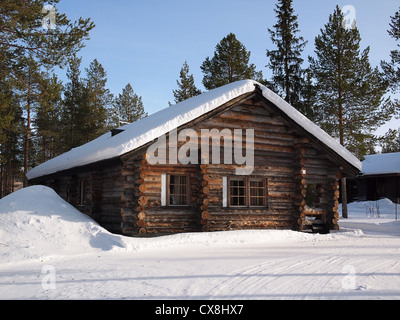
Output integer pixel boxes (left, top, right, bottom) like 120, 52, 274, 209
161, 205, 191, 208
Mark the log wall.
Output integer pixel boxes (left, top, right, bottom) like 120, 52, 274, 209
32, 93, 351, 236
119, 97, 344, 235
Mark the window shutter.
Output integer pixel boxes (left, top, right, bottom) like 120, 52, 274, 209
161, 173, 167, 206
222, 176, 228, 207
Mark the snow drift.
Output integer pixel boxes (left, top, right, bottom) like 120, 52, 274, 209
0, 186, 126, 263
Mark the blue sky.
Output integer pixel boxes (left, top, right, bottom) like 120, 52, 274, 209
55, 0, 400, 135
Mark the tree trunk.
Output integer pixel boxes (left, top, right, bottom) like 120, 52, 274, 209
23, 74, 31, 187
341, 177, 348, 219
337, 42, 348, 218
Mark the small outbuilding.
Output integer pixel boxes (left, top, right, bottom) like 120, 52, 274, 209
27, 80, 361, 236
350, 152, 400, 204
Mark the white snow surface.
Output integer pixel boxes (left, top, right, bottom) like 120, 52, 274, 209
1, 186, 399, 300
361, 152, 400, 176
26, 80, 361, 180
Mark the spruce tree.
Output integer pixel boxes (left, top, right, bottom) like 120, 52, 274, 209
112, 83, 147, 127
266, 0, 307, 110
62, 54, 86, 150
172, 61, 202, 104
309, 6, 390, 158
83, 59, 113, 142
300, 68, 319, 122
201, 33, 261, 90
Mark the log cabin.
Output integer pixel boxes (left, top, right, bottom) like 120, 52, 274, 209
27, 80, 362, 235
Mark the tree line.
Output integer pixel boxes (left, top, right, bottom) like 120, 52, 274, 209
173, 2, 400, 159
1, 0, 399, 197
0, 0, 147, 195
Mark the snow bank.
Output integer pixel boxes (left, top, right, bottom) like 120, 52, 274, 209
342, 198, 397, 219
0, 186, 362, 264
339, 198, 400, 236
27, 80, 361, 180
0, 186, 126, 263
124, 228, 363, 252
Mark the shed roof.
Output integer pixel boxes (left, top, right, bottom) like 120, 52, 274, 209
361, 152, 400, 176
27, 80, 362, 180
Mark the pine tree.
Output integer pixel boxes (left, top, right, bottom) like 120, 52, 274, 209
111, 83, 147, 127
266, 0, 307, 109
34, 73, 63, 163
172, 61, 202, 104
201, 33, 261, 90
309, 6, 390, 158
0, 0, 94, 188
0, 0, 95, 79
0, 77, 16, 153
0, 74, 23, 197
14, 56, 43, 186
379, 128, 400, 153
381, 7, 400, 113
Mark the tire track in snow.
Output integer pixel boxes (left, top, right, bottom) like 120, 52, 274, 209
205, 255, 360, 299
205, 255, 339, 299
204, 254, 400, 299
346, 258, 400, 295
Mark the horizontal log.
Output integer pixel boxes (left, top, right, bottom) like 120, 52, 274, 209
207, 220, 294, 231
121, 169, 135, 176
143, 220, 200, 228
303, 209, 328, 217
145, 226, 200, 234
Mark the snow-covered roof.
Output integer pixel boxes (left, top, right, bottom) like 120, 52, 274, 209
27, 80, 362, 180
361, 152, 400, 176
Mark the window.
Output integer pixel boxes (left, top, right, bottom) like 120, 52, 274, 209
230, 178, 247, 206
167, 175, 190, 206
228, 177, 267, 208
249, 179, 267, 207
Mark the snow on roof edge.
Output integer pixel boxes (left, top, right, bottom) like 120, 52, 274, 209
27, 80, 361, 180
27, 81, 256, 180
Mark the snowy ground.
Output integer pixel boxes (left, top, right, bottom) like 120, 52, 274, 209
0, 186, 399, 300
